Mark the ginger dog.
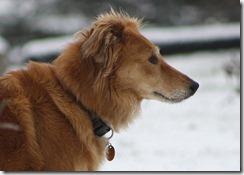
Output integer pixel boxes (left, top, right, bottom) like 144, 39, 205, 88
0, 10, 199, 171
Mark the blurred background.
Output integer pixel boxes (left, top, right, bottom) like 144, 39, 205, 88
0, 0, 241, 171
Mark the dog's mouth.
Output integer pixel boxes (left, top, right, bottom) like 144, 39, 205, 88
153, 91, 182, 103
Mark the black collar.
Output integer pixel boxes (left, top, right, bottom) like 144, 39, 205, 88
88, 111, 111, 137
56, 76, 111, 137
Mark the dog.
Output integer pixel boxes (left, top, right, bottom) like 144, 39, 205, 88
0, 10, 199, 171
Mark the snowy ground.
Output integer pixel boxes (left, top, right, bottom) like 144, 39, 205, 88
101, 49, 240, 171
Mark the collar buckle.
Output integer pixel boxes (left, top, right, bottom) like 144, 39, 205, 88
92, 118, 111, 137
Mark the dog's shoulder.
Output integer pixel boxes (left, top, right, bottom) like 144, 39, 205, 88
0, 61, 58, 107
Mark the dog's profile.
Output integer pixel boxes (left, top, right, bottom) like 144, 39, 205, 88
0, 10, 199, 171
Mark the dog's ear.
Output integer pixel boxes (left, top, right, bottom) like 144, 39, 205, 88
81, 22, 124, 76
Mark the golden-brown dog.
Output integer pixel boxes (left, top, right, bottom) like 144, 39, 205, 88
0, 10, 199, 171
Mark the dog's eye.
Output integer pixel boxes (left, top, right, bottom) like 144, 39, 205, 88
148, 56, 158, 64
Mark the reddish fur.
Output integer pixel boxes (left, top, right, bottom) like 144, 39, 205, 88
0, 10, 198, 171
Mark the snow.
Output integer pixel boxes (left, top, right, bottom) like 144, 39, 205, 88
142, 23, 240, 45
32, 14, 88, 34
101, 49, 240, 171
21, 36, 72, 60
0, 36, 9, 54
0, 0, 15, 16
0, 0, 36, 26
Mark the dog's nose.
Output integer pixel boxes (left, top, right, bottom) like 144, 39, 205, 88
190, 81, 199, 95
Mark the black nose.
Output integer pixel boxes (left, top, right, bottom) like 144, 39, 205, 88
190, 81, 199, 95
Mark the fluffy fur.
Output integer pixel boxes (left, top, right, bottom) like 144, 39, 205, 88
0, 10, 198, 171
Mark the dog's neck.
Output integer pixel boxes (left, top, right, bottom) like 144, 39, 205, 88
56, 75, 111, 137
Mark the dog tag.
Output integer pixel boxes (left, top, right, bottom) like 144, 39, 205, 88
106, 143, 115, 161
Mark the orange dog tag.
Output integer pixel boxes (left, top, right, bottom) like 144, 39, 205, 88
106, 143, 115, 161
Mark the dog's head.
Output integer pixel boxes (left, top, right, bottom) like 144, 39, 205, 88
77, 10, 199, 103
